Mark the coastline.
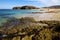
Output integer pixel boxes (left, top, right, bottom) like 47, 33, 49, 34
13, 12, 60, 21
0, 9, 60, 27
0, 8, 60, 40
0, 16, 60, 40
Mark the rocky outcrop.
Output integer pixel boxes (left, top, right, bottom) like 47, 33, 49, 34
0, 17, 60, 40
13, 6, 39, 10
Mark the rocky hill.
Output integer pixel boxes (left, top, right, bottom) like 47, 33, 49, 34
13, 6, 39, 10
43, 5, 60, 9
49, 5, 60, 9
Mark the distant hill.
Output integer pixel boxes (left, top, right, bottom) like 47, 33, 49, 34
43, 5, 60, 9
13, 6, 39, 10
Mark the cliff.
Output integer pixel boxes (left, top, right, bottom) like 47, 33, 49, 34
13, 6, 39, 10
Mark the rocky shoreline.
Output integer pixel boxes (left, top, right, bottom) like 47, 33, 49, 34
0, 5, 60, 40
0, 17, 60, 40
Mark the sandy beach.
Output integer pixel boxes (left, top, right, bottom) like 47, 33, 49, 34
14, 12, 60, 21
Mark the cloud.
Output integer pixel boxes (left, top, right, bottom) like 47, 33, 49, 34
27, 0, 60, 6
38, 0, 60, 6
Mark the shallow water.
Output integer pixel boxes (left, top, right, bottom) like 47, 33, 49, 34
0, 9, 60, 26
0, 9, 44, 26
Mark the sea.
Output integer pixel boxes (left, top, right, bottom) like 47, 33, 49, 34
0, 9, 45, 26
0, 9, 60, 26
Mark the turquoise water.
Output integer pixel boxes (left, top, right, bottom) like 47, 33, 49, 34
0, 9, 43, 26
0, 9, 60, 26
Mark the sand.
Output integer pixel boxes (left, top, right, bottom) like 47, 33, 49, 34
13, 13, 60, 21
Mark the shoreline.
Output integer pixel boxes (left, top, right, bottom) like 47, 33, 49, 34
13, 13, 60, 21
0, 16, 60, 40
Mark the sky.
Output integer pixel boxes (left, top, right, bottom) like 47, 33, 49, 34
0, 0, 60, 9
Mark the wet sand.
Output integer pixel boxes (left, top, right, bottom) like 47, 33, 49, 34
14, 13, 60, 21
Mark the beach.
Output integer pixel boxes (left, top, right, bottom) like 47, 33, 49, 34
14, 13, 60, 21
0, 9, 60, 40
0, 0, 60, 40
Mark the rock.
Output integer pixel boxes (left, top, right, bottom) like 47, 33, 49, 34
0, 17, 60, 40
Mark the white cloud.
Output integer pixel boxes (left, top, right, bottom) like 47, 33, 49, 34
51, 0, 59, 3
28, 0, 60, 6
39, 0, 60, 6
